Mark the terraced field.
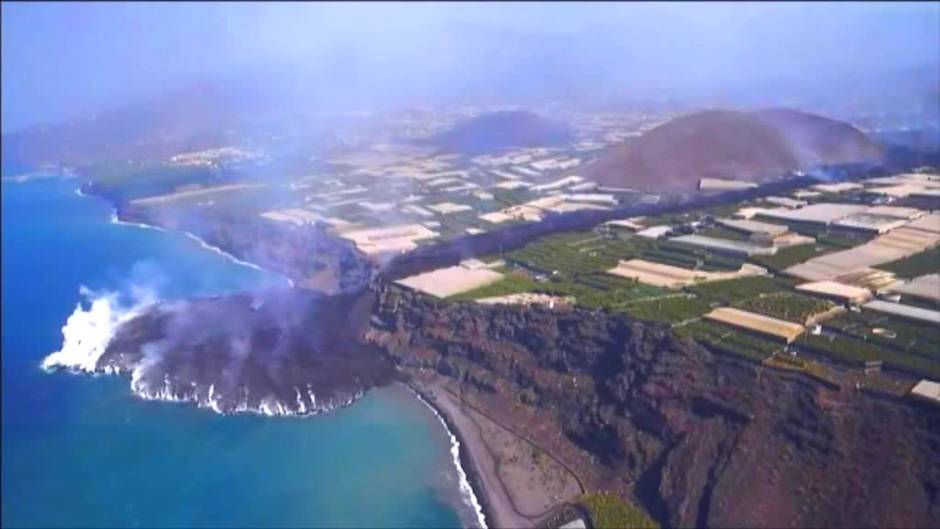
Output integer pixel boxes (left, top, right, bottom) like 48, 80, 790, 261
749, 243, 837, 271
675, 320, 782, 361
877, 247, 940, 278
686, 275, 794, 304
732, 292, 835, 323
621, 295, 713, 324
796, 330, 940, 380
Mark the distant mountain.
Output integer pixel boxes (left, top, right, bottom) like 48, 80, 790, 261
1, 83, 246, 169
429, 110, 573, 154
583, 108, 883, 192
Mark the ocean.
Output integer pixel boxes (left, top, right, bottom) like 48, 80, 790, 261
1, 175, 479, 528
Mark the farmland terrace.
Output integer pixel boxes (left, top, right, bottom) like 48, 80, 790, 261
380, 174, 822, 280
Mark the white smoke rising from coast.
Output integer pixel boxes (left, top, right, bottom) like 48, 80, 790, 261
41, 286, 158, 373
41, 282, 373, 418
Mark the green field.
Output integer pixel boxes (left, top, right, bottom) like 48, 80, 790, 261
796, 331, 940, 380
579, 492, 659, 529
876, 247, 940, 279
750, 243, 835, 271
823, 312, 940, 362
686, 275, 792, 304
448, 274, 543, 301
638, 203, 741, 227
621, 295, 713, 323
674, 320, 782, 361
697, 226, 751, 242
732, 292, 835, 323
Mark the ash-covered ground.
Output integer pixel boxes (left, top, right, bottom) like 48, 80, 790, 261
94, 288, 395, 415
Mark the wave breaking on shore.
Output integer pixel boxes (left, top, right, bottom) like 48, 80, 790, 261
409, 386, 489, 529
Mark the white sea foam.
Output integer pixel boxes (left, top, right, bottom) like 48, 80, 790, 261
408, 386, 488, 529
41, 286, 157, 373
129, 373, 361, 418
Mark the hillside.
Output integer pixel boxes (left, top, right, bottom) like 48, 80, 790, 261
1, 84, 245, 168
369, 283, 940, 528
429, 110, 573, 154
584, 109, 883, 192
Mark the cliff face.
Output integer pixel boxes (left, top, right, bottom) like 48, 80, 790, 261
369, 284, 940, 528
119, 203, 374, 293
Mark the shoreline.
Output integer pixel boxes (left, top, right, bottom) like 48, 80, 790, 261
101, 205, 294, 289
406, 383, 491, 529
406, 378, 542, 529
75, 183, 291, 287
76, 181, 535, 528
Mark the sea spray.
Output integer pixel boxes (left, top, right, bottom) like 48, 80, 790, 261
408, 386, 489, 529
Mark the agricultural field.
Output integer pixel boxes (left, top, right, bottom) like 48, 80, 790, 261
686, 275, 794, 304
749, 243, 837, 271
796, 331, 940, 380
579, 492, 659, 529
876, 247, 940, 279
697, 225, 752, 242
638, 203, 741, 227
732, 292, 836, 324
449, 273, 542, 301
674, 320, 782, 361
823, 311, 940, 362
621, 295, 713, 324
497, 230, 755, 315
815, 229, 876, 249
505, 231, 746, 279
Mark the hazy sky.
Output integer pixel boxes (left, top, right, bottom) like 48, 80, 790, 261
2, 2, 938, 132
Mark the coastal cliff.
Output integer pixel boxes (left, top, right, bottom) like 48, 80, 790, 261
368, 283, 940, 528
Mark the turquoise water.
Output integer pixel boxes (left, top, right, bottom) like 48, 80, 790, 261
1, 176, 469, 527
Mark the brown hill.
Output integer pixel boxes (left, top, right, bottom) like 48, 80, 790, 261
584, 109, 883, 192
429, 110, 573, 155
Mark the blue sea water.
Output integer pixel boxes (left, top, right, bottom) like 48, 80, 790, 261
1, 176, 472, 528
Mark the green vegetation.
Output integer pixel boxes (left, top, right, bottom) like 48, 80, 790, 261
580, 492, 659, 529
686, 276, 791, 304
796, 331, 940, 380
621, 295, 712, 324
89, 162, 218, 201
639, 203, 740, 227
733, 292, 834, 323
697, 226, 751, 242
815, 229, 874, 249
877, 247, 940, 279
448, 274, 542, 301
750, 243, 833, 271
674, 320, 781, 361
824, 312, 940, 362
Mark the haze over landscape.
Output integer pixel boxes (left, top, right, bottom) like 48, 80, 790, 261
3, 2, 940, 529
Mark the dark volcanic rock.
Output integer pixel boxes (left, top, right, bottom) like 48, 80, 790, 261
100, 288, 395, 415
369, 284, 940, 528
